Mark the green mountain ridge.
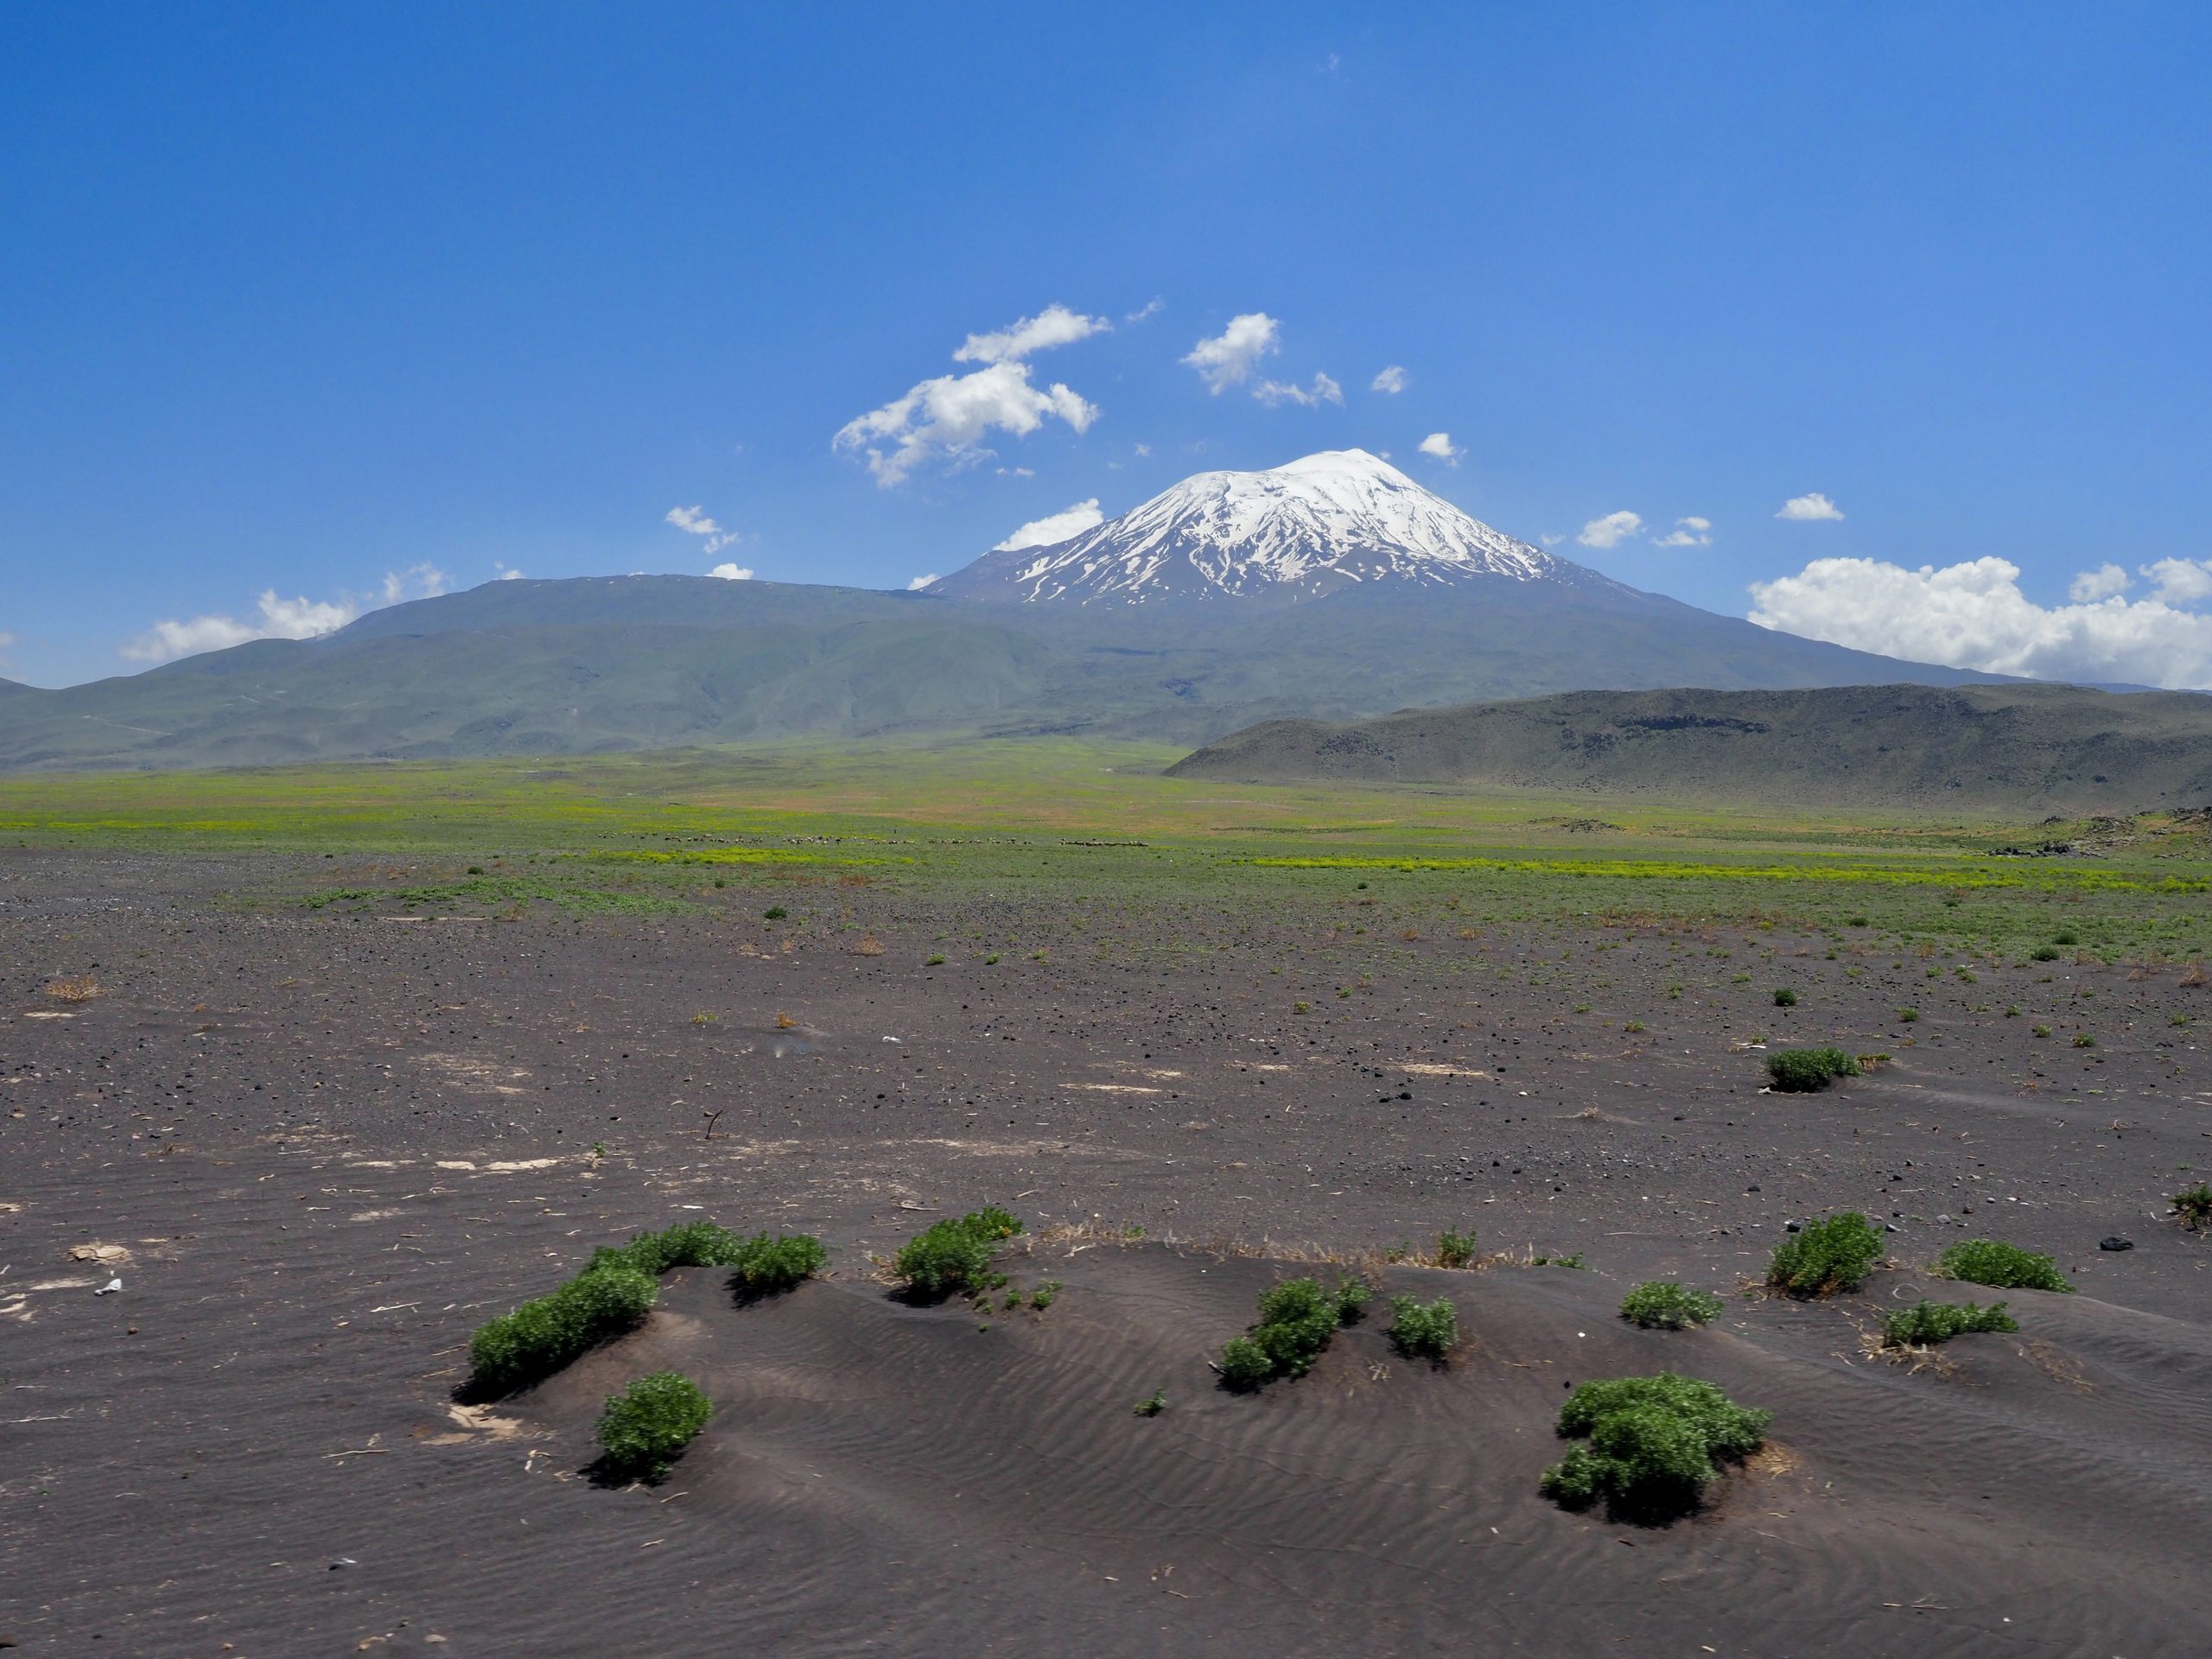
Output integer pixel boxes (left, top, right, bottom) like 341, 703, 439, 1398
1, 573, 2004, 773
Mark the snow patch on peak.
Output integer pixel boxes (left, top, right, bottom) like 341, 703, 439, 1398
932, 449, 1573, 606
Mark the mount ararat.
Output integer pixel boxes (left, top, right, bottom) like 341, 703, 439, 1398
1, 450, 1998, 772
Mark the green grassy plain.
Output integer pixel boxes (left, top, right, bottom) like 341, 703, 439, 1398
3, 738, 2206, 960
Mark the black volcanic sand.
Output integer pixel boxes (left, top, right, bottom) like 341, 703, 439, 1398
3, 852, 2210, 1656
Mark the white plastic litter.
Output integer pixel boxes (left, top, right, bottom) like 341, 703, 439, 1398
882, 1036, 901, 1044
95, 1278, 122, 1295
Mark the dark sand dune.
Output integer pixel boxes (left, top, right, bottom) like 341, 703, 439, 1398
461, 1247, 2211, 1659
6, 854, 2211, 1656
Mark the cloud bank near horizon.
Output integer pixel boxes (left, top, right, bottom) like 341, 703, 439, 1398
1749, 554, 2212, 689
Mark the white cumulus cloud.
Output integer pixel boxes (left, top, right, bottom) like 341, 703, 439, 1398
1124, 297, 1165, 323
2069, 563, 2132, 601
124, 565, 448, 664
1417, 432, 1461, 466
952, 303, 1110, 365
1654, 516, 1713, 548
994, 499, 1104, 552
1777, 492, 1845, 522
1747, 555, 2212, 689
665, 504, 741, 556
707, 563, 754, 581
2143, 556, 2212, 605
836, 308, 1103, 487
1183, 312, 1280, 394
1578, 511, 1644, 550
665, 505, 721, 536
1371, 365, 1409, 395
906, 573, 941, 591
1252, 372, 1344, 409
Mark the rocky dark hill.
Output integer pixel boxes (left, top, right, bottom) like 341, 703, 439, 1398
1166, 683, 2212, 812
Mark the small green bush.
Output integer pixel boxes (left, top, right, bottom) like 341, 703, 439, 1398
891, 1207, 1023, 1298
1619, 1281, 1723, 1330
1133, 1389, 1166, 1417
2071, 1032, 2096, 1048
763, 906, 787, 919
2052, 930, 2079, 946
1766, 1212, 1884, 1296
1217, 1337, 1274, 1389
1881, 1300, 2017, 1346
1764, 1047, 1860, 1092
2029, 945, 2061, 962
467, 1218, 780, 1394
595, 1371, 713, 1481
1897, 1007, 1921, 1023
2172, 1183, 2212, 1230
1219, 1276, 1368, 1389
728, 1232, 827, 1294
1540, 1373, 1768, 1517
468, 1264, 658, 1395
1935, 1238, 2071, 1293
1386, 1294, 1460, 1358
1772, 987, 1797, 1007
591, 1220, 748, 1277
1434, 1227, 1478, 1269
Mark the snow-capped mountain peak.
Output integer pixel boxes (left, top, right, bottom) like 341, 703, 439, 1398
928, 448, 1578, 605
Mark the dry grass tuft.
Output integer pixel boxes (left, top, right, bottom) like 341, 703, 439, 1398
2182, 960, 2208, 988
852, 934, 887, 957
774, 1010, 797, 1030
43, 975, 101, 1004
1854, 1321, 1961, 1376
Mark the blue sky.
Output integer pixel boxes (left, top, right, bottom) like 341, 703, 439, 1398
5, 3, 2212, 688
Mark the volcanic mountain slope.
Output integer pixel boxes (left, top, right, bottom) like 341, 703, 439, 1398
927, 448, 1590, 604
0, 454, 2007, 771
1168, 682, 2212, 811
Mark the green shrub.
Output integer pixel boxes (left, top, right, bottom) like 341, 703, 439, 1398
2029, 945, 2061, 962
2052, 930, 2078, 946
1217, 1336, 1274, 1389
590, 1220, 748, 1277
2071, 1032, 2096, 1048
763, 906, 787, 919
1540, 1373, 1768, 1517
1897, 1007, 1921, 1023
1772, 987, 1797, 1007
891, 1207, 1024, 1298
1387, 1294, 1460, 1358
1935, 1238, 2072, 1293
1133, 1389, 1166, 1417
1219, 1276, 1368, 1389
468, 1264, 658, 1395
1881, 1300, 2017, 1346
728, 1232, 827, 1294
1764, 1047, 1861, 1092
1766, 1212, 1883, 1296
1619, 1281, 1723, 1330
595, 1371, 713, 1481
2172, 1183, 2212, 1230
1434, 1227, 1478, 1269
